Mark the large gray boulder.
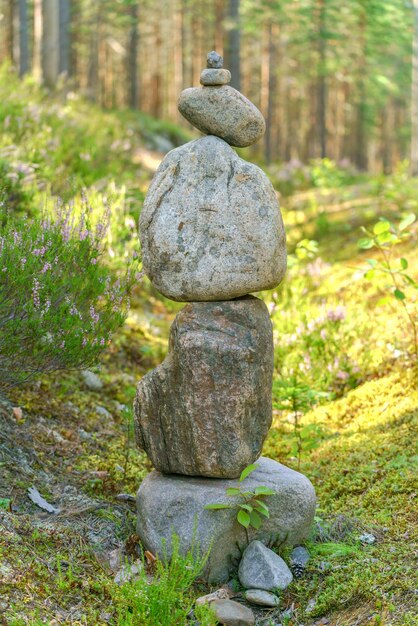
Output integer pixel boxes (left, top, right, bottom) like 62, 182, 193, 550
139, 136, 286, 302
134, 297, 273, 478
136, 457, 316, 583
178, 85, 265, 147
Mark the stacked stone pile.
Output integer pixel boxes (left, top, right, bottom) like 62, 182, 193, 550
134, 52, 316, 583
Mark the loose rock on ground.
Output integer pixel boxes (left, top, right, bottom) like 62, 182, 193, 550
238, 541, 293, 591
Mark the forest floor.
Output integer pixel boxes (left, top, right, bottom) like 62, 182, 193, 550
0, 66, 417, 626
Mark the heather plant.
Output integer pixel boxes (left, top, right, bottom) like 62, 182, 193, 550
269, 239, 362, 398
0, 193, 140, 387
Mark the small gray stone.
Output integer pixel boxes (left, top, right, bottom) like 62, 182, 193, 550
207, 50, 223, 68
81, 370, 103, 391
238, 541, 293, 591
134, 297, 273, 478
359, 533, 376, 544
210, 599, 255, 626
196, 588, 230, 605
140, 136, 286, 302
290, 546, 310, 567
136, 457, 316, 583
244, 589, 280, 607
113, 558, 143, 585
96, 405, 112, 419
200, 68, 231, 86
178, 85, 265, 147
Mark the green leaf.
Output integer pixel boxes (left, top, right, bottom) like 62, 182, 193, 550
226, 488, 241, 497
376, 231, 398, 246
403, 274, 418, 287
376, 296, 392, 307
400, 258, 408, 270
253, 500, 270, 517
254, 486, 276, 496
366, 259, 377, 267
0, 498, 10, 511
373, 220, 390, 235
237, 509, 251, 528
358, 237, 374, 250
394, 288, 406, 300
239, 503, 253, 512
304, 440, 321, 451
204, 503, 233, 510
364, 270, 376, 280
239, 463, 259, 482
249, 510, 262, 530
399, 213, 416, 231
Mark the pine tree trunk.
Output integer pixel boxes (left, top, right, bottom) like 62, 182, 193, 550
265, 21, 278, 164
356, 6, 368, 170
225, 0, 240, 90
411, 0, 418, 175
317, 0, 327, 158
33, 0, 42, 81
12, 0, 29, 76
42, 0, 60, 87
59, 0, 70, 76
127, 2, 139, 108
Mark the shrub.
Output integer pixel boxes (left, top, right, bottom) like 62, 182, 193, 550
112, 534, 214, 626
0, 193, 139, 387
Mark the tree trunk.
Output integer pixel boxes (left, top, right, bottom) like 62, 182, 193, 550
411, 0, 418, 175
5, 0, 14, 63
265, 21, 278, 164
33, 0, 42, 81
42, 0, 60, 87
17, 0, 29, 76
355, 5, 368, 170
59, 0, 70, 76
225, 0, 240, 90
317, 0, 327, 158
127, 2, 139, 108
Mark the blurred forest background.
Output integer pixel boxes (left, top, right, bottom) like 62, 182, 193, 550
1, 0, 418, 172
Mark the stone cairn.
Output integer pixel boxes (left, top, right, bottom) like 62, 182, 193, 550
134, 51, 316, 583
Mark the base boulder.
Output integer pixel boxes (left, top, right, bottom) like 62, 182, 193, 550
136, 457, 316, 583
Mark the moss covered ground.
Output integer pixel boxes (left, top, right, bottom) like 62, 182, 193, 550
0, 65, 417, 625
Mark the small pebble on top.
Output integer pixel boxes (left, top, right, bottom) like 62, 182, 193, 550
207, 50, 223, 68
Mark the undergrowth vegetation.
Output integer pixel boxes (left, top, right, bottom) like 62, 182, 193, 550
0, 65, 417, 626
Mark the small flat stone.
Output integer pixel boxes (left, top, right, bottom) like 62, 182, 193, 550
196, 588, 230, 605
207, 50, 223, 68
200, 68, 231, 85
244, 589, 280, 607
238, 541, 293, 591
210, 599, 255, 626
178, 85, 265, 147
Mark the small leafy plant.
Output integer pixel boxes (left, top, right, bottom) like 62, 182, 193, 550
204, 464, 275, 541
358, 213, 417, 358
